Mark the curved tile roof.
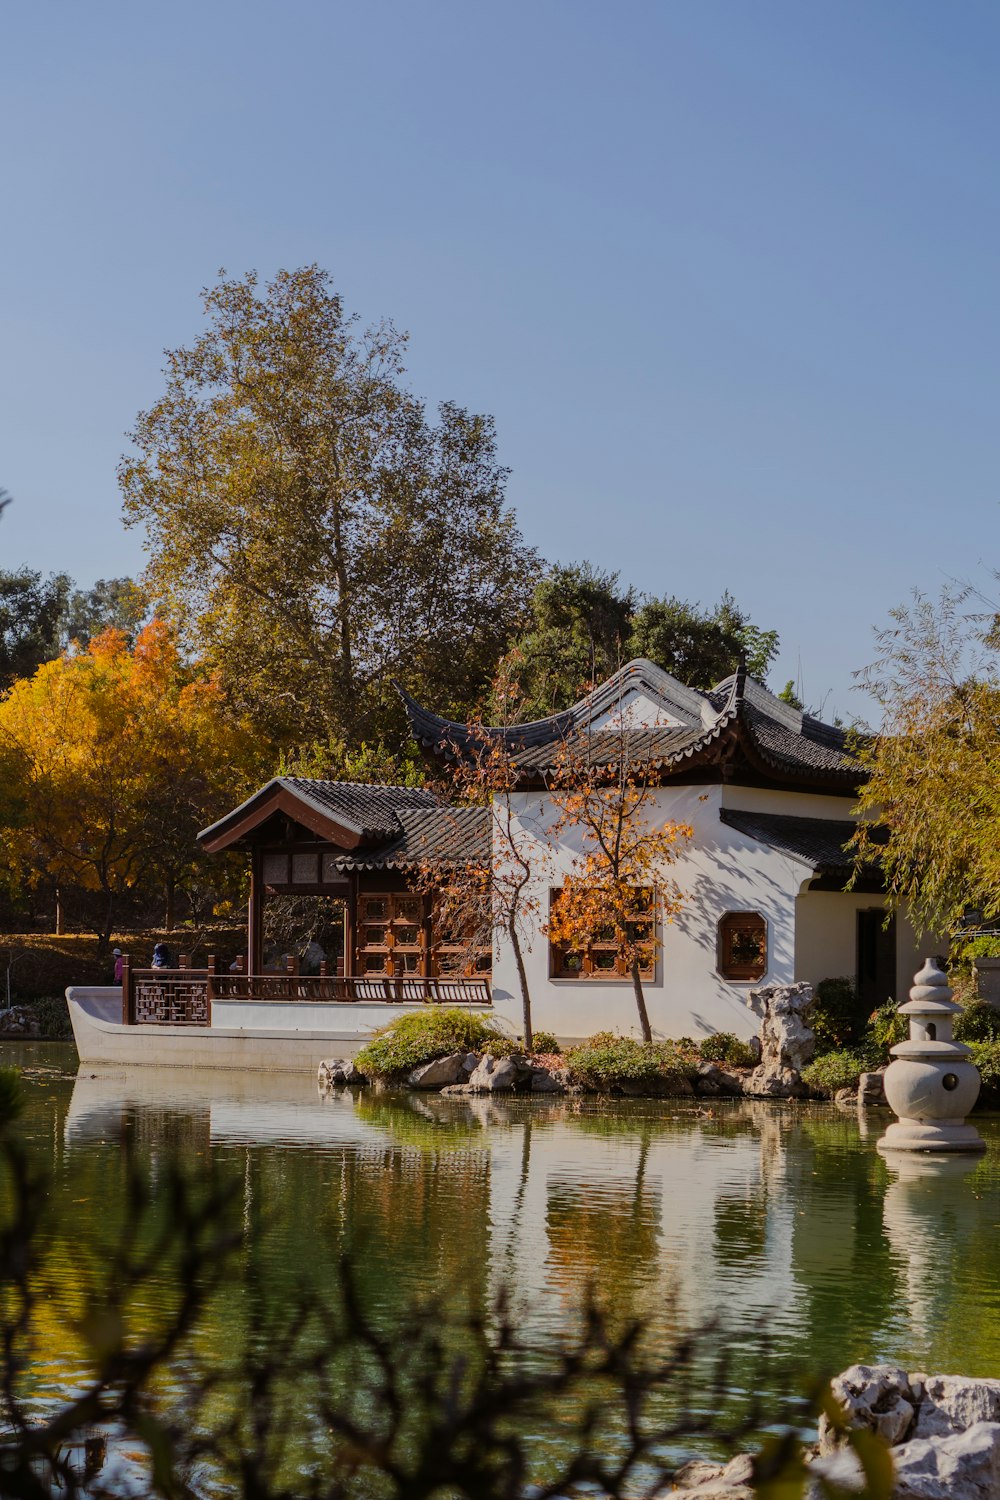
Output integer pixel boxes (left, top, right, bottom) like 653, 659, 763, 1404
400, 660, 861, 788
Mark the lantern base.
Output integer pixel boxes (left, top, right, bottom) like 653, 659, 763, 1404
877, 1119, 986, 1155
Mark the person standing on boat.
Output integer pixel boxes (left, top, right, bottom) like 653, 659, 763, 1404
151, 942, 173, 968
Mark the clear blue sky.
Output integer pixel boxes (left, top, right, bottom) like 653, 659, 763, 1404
3, 0, 999, 720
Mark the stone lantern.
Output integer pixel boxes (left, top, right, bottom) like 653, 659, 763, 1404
878, 958, 985, 1155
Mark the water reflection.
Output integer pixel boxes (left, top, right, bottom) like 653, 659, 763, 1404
8, 1051, 1000, 1412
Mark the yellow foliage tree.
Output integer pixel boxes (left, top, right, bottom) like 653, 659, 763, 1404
0, 621, 262, 946
545, 711, 692, 1043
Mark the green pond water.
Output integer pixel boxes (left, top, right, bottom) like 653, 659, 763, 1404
7, 1041, 1000, 1476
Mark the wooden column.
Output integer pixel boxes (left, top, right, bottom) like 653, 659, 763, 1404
248, 846, 264, 977
344, 872, 358, 978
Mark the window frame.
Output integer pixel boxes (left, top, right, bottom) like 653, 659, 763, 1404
717, 910, 768, 982
548, 886, 656, 982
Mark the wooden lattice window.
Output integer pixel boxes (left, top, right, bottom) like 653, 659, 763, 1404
549, 887, 656, 981
357, 894, 426, 977
432, 894, 493, 979
717, 911, 767, 981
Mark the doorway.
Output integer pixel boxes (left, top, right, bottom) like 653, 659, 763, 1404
857, 908, 896, 1010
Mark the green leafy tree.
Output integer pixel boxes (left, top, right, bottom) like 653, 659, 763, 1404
492, 563, 635, 719
60, 576, 148, 649
120, 266, 539, 750
853, 586, 1000, 936
628, 590, 779, 689
0, 567, 70, 690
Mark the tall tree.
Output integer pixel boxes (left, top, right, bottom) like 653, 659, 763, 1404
628, 591, 778, 688
0, 568, 70, 690
853, 587, 1000, 937
492, 563, 635, 719
120, 266, 539, 748
60, 576, 148, 649
0, 621, 261, 945
500, 570, 780, 719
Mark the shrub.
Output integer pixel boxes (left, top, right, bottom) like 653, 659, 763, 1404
481, 1036, 526, 1059
698, 1032, 755, 1068
810, 976, 864, 1053
354, 1008, 508, 1080
969, 1039, 1000, 1092
530, 1031, 560, 1055
955, 1001, 1000, 1044
860, 997, 907, 1066
23, 995, 72, 1039
566, 1033, 698, 1092
801, 1049, 867, 1097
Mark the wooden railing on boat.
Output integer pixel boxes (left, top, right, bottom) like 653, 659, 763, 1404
121, 956, 491, 1026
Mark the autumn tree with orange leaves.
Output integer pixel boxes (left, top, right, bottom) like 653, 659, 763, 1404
0, 622, 262, 946
545, 710, 692, 1043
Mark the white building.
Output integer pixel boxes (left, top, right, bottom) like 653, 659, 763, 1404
400, 659, 921, 1042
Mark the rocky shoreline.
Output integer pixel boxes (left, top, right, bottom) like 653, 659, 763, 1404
318, 1046, 755, 1098
676, 1364, 1000, 1497
318, 982, 870, 1103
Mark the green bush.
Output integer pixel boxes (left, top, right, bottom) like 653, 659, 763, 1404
530, 1031, 560, 1055
969, 1039, 1000, 1091
811, 976, 864, 1053
698, 1032, 756, 1068
955, 1001, 1000, 1044
23, 995, 72, 1039
566, 1032, 698, 1092
354, 1008, 508, 1080
860, 997, 907, 1066
801, 1049, 867, 1097
481, 1036, 526, 1059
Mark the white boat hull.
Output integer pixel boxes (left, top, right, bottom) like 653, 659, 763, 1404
66, 986, 407, 1071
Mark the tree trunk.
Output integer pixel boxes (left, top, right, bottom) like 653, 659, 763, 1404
630, 957, 653, 1043
165, 879, 176, 932
509, 920, 533, 1052
98, 891, 115, 957
54, 887, 64, 936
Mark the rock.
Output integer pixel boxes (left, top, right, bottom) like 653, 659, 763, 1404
818, 1363, 916, 1454
858, 1070, 887, 1108
835, 1087, 859, 1107
804, 1448, 867, 1496
318, 1058, 366, 1087
530, 1069, 565, 1093
407, 1052, 469, 1089
461, 1052, 480, 1075
747, 981, 815, 1097
439, 1083, 474, 1096
912, 1376, 1000, 1440
697, 1061, 743, 1096
467, 1053, 520, 1092
671, 1451, 753, 1496
893, 1420, 1000, 1497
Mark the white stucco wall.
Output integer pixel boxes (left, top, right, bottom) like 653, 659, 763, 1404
489, 779, 922, 1044
490, 783, 857, 1044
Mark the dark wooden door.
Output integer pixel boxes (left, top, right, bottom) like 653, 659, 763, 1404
857, 909, 897, 1010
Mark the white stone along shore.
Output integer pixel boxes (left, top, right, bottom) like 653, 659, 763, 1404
674, 1364, 1000, 1497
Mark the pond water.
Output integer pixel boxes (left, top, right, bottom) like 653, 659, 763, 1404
8, 1042, 1000, 1470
